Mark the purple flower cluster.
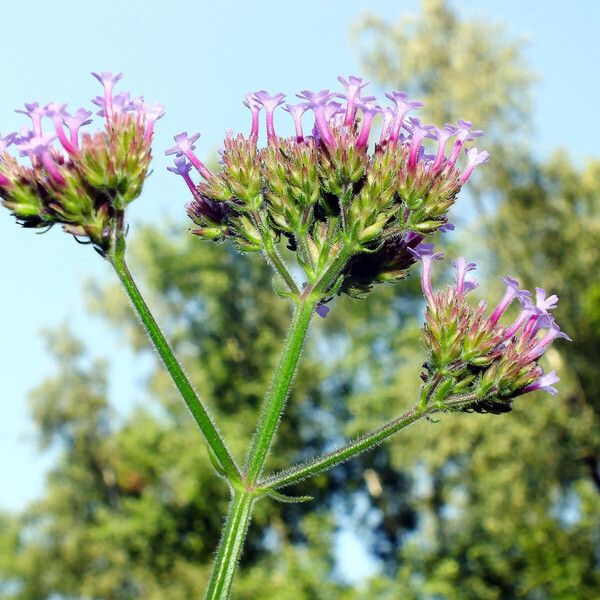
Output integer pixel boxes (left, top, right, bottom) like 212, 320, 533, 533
167, 76, 489, 299
0, 73, 163, 253
166, 75, 488, 211
231, 76, 489, 181
412, 243, 569, 409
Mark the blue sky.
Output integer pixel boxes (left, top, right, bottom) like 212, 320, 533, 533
0, 0, 598, 520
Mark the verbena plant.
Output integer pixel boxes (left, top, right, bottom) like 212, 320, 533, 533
0, 73, 569, 599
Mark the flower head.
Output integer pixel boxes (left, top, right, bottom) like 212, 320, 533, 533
169, 76, 487, 298
1, 72, 162, 255
417, 255, 569, 413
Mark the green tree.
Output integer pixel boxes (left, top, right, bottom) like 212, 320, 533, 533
350, 0, 600, 596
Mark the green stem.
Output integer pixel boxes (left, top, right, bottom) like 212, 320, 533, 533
205, 233, 352, 596
205, 490, 254, 600
205, 299, 317, 598
244, 299, 317, 482
261, 405, 431, 490
255, 213, 301, 297
110, 250, 241, 485
312, 243, 355, 297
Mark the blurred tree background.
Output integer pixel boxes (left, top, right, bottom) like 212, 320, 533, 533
1, 0, 599, 597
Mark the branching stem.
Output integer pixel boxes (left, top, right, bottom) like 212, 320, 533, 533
260, 405, 432, 491
109, 244, 242, 485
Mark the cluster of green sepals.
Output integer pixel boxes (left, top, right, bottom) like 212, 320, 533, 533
190, 127, 463, 300
420, 280, 557, 414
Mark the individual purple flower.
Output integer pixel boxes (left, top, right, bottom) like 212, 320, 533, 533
508, 287, 559, 340
63, 108, 92, 147
138, 101, 165, 142
385, 91, 423, 144
91, 95, 105, 112
0, 132, 16, 152
409, 243, 444, 304
522, 370, 560, 396
167, 156, 197, 195
91, 91, 134, 118
459, 147, 490, 183
15, 102, 46, 137
430, 124, 457, 171
323, 101, 343, 124
447, 119, 484, 166
165, 132, 213, 180
315, 303, 330, 318
165, 131, 200, 157
91, 71, 123, 121
243, 93, 262, 140
403, 230, 424, 247
337, 75, 370, 126
452, 257, 478, 296
406, 117, 434, 171
535, 287, 559, 312
252, 91, 286, 144
44, 103, 77, 155
354, 100, 382, 148
525, 319, 571, 360
297, 89, 336, 146
378, 107, 395, 145
283, 103, 309, 142
18, 134, 66, 185
500, 294, 538, 341
112, 92, 135, 115
488, 276, 531, 327
438, 222, 455, 233
12, 127, 34, 146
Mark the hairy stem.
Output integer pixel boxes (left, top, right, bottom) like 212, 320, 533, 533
261, 405, 432, 490
254, 213, 301, 297
312, 242, 355, 297
205, 298, 317, 598
205, 489, 254, 600
244, 299, 317, 482
110, 250, 241, 485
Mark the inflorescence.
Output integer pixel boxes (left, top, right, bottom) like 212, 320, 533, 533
167, 75, 489, 298
413, 244, 570, 412
0, 72, 163, 255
